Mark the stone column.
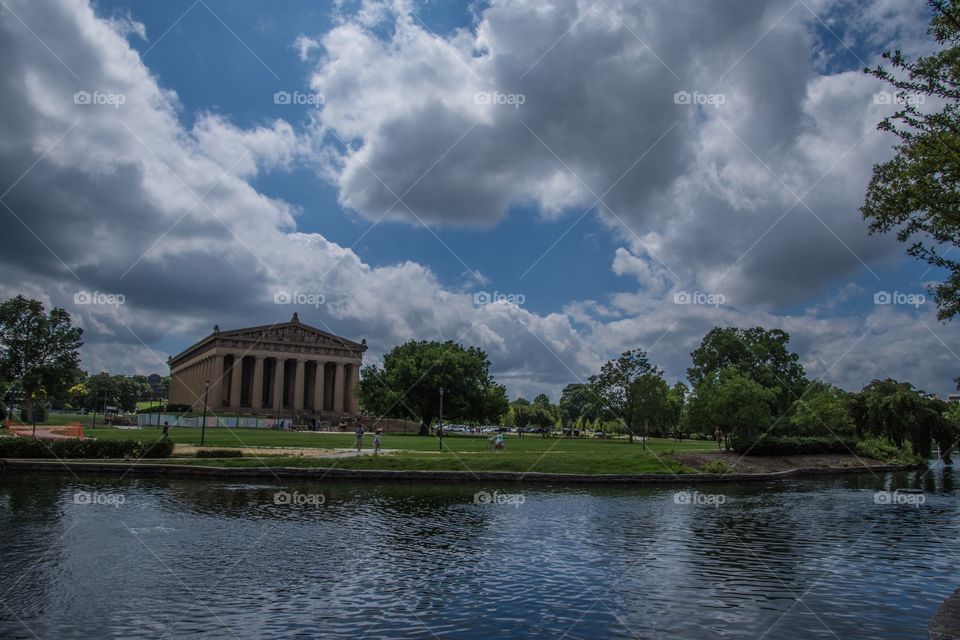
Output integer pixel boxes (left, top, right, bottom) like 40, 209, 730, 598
333, 362, 345, 415
348, 363, 361, 414
229, 355, 243, 409
273, 357, 285, 410
190, 362, 199, 411
293, 359, 305, 411
251, 356, 264, 410
209, 354, 225, 408
193, 362, 201, 409
313, 361, 325, 412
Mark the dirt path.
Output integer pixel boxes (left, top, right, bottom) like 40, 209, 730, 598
673, 451, 883, 473
173, 444, 396, 458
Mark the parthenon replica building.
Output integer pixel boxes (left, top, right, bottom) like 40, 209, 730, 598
168, 313, 366, 419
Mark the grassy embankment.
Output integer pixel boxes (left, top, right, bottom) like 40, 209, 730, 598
31, 423, 715, 474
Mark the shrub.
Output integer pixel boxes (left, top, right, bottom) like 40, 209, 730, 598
19, 405, 47, 423
730, 436, 858, 456
0, 435, 173, 459
701, 460, 734, 474
194, 449, 243, 458
854, 437, 922, 465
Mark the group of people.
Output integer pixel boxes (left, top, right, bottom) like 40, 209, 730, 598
354, 424, 383, 454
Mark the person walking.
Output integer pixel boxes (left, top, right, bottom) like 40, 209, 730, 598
354, 423, 364, 453
373, 428, 383, 455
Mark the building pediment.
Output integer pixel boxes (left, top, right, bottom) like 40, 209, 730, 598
169, 314, 366, 368
224, 325, 355, 349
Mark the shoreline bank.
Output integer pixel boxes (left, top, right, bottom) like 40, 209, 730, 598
931, 587, 960, 640
0, 458, 912, 484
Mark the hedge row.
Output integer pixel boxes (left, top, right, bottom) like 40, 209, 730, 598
194, 449, 243, 458
0, 436, 174, 459
731, 436, 858, 456
135, 403, 191, 414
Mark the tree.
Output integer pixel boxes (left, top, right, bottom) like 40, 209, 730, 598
688, 326, 806, 416
82, 372, 118, 412
788, 382, 855, 437
558, 383, 599, 427
514, 404, 554, 433
115, 375, 148, 412
627, 373, 670, 446
862, 1, 960, 320
855, 379, 925, 449
941, 402, 960, 463
590, 349, 662, 443
355, 340, 508, 435
67, 382, 87, 409
0, 295, 83, 423
686, 367, 777, 444
532, 393, 551, 407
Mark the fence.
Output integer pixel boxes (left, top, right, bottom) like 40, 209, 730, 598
137, 414, 274, 429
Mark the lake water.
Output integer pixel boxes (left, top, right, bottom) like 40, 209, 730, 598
0, 466, 957, 639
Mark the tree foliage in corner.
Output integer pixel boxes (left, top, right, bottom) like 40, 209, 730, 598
355, 340, 508, 434
862, 0, 960, 321
0, 295, 83, 422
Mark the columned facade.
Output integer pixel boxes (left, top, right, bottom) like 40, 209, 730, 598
168, 313, 366, 420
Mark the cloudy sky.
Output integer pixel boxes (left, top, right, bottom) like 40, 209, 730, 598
0, 0, 957, 400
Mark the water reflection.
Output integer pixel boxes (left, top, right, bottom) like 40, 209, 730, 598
0, 464, 957, 639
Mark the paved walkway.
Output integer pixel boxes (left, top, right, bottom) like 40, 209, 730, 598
9, 427, 78, 440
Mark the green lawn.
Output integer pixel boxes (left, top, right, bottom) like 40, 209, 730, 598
151, 451, 694, 474
84, 426, 712, 452
68, 426, 712, 474
28, 413, 106, 427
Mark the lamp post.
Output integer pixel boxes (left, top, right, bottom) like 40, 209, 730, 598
438, 387, 444, 452
200, 380, 210, 446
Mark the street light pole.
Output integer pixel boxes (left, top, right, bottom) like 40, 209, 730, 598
200, 380, 210, 446
438, 387, 444, 452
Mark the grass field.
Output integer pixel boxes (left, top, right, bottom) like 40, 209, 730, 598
150, 452, 695, 474
82, 426, 710, 451
73, 426, 712, 474
4, 420, 715, 474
